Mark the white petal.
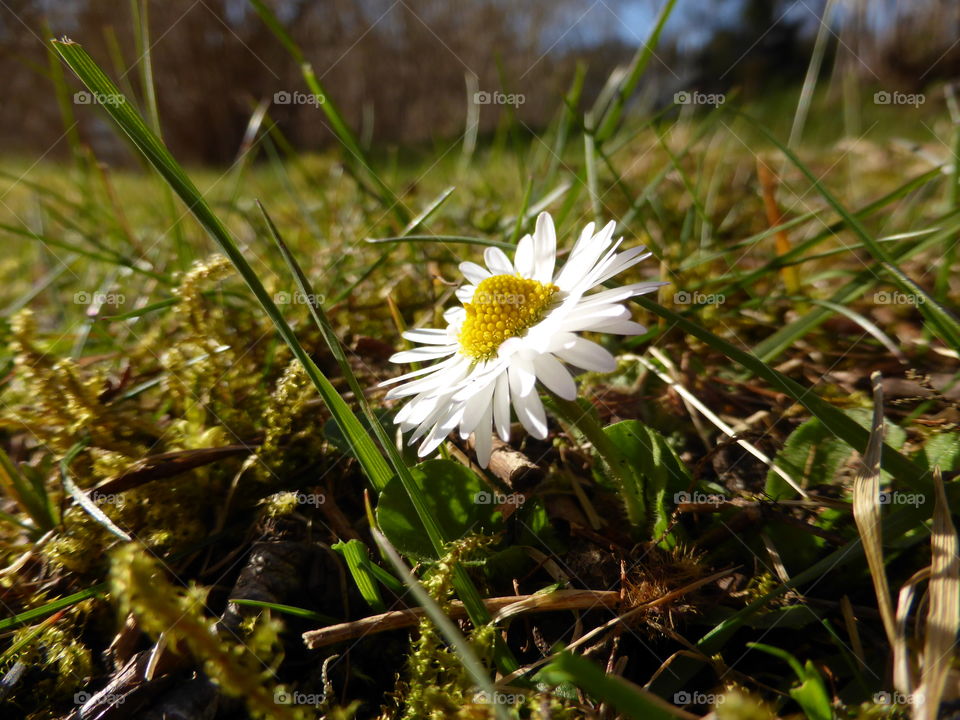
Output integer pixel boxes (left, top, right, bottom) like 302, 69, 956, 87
402, 328, 453, 344
514, 234, 535, 278
511, 351, 537, 396
555, 221, 615, 290
551, 334, 617, 373
389, 346, 458, 364
533, 353, 577, 400
380, 355, 459, 388
493, 372, 511, 441
576, 281, 664, 307
532, 212, 556, 283
589, 319, 647, 335
472, 404, 494, 468
460, 261, 491, 284
484, 246, 514, 275
418, 407, 463, 457
589, 246, 652, 287
509, 370, 548, 439
456, 285, 476, 304
459, 380, 496, 436
444, 306, 466, 325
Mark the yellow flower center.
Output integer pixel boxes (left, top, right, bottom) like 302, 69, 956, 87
458, 274, 559, 360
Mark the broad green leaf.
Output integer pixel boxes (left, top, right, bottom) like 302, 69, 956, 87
539, 652, 689, 720
376, 459, 503, 561
766, 408, 906, 500
603, 420, 690, 545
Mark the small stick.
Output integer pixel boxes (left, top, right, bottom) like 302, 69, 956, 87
302, 590, 620, 649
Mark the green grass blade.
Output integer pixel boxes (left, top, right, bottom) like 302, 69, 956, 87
540, 652, 687, 719
593, 0, 677, 143
248, 0, 409, 224
632, 296, 928, 491
752, 119, 960, 352
51, 37, 394, 491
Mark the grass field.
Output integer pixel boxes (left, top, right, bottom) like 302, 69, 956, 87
1, 7, 959, 720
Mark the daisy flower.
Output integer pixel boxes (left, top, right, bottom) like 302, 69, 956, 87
382, 211, 662, 468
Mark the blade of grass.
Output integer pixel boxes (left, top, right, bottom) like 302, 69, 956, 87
260, 202, 520, 672
540, 651, 695, 720
916, 468, 959, 720
851, 372, 897, 645
752, 119, 960, 353
51, 38, 394, 492
248, 0, 409, 224
592, 0, 678, 143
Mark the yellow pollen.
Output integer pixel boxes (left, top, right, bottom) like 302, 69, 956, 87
459, 274, 559, 360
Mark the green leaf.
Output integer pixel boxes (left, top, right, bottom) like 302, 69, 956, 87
766, 408, 906, 500
539, 652, 689, 720
332, 540, 387, 612
747, 644, 833, 720
376, 460, 503, 560
603, 420, 690, 545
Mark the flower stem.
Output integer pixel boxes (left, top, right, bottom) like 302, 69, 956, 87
547, 395, 646, 527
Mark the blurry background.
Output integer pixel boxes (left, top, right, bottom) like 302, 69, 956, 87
0, 0, 958, 163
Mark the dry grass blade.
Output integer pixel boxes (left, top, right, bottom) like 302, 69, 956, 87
302, 590, 621, 649
894, 566, 930, 694
852, 371, 897, 646
916, 468, 960, 720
